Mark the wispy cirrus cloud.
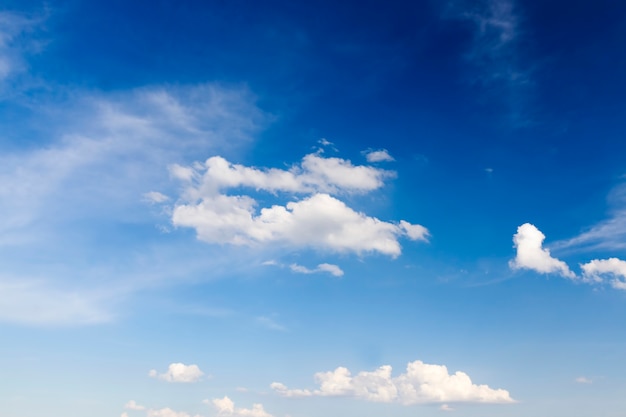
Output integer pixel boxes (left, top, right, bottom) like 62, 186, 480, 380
271, 359, 514, 405
445, 0, 532, 125
0, 10, 41, 86
0, 83, 267, 325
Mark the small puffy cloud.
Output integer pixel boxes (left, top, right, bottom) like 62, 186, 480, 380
121, 413, 129, 417
509, 223, 575, 278
271, 360, 514, 405
125, 400, 146, 410
364, 149, 395, 163
149, 363, 204, 383
289, 263, 344, 277
147, 408, 201, 417
440, 404, 455, 412
581, 258, 626, 290
209, 396, 274, 417
575, 376, 592, 384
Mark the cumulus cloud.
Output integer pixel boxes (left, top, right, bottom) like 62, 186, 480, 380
172, 155, 428, 259
149, 363, 205, 383
271, 360, 514, 405
509, 223, 575, 278
440, 404, 455, 411
289, 263, 344, 277
146, 408, 202, 417
581, 258, 626, 290
125, 400, 146, 410
209, 396, 274, 417
364, 149, 394, 163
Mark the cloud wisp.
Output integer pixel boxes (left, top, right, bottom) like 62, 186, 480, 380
170, 153, 429, 257
271, 359, 514, 405
445, 0, 532, 125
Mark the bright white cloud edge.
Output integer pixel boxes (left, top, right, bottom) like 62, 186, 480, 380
209, 396, 274, 417
148, 363, 205, 383
171, 154, 428, 258
271, 359, 514, 405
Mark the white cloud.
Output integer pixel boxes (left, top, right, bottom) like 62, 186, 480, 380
194, 153, 393, 195
581, 258, 626, 290
209, 396, 274, 417
575, 376, 593, 384
440, 404, 455, 411
144, 191, 170, 204
509, 223, 575, 278
121, 413, 129, 417
271, 360, 514, 405
147, 408, 202, 417
173, 190, 427, 258
289, 263, 344, 277
149, 363, 205, 383
364, 149, 395, 163
125, 400, 146, 411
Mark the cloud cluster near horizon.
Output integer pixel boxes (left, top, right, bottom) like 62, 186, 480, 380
168, 152, 429, 258
271, 360, 514, 404
510, 223, 626, 290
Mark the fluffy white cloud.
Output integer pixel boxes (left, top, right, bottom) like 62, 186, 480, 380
147, 408, 201, 417
209, 396, 274, 417
509, 223, 575, 278
271, 360, 514, 405
170, 151, 429, 257
149, 363, 205, 383
581, 258, 626, 290
289, 262, 344, 277
574, 376, 592, 384
364, 149, 394, 163
173, 192, 427, 257
191, 153, 393, 195
440, 404, 455, 412
125, 400, 146, 410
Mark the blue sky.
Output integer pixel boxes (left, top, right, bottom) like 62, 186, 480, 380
1, 0, 626, 416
